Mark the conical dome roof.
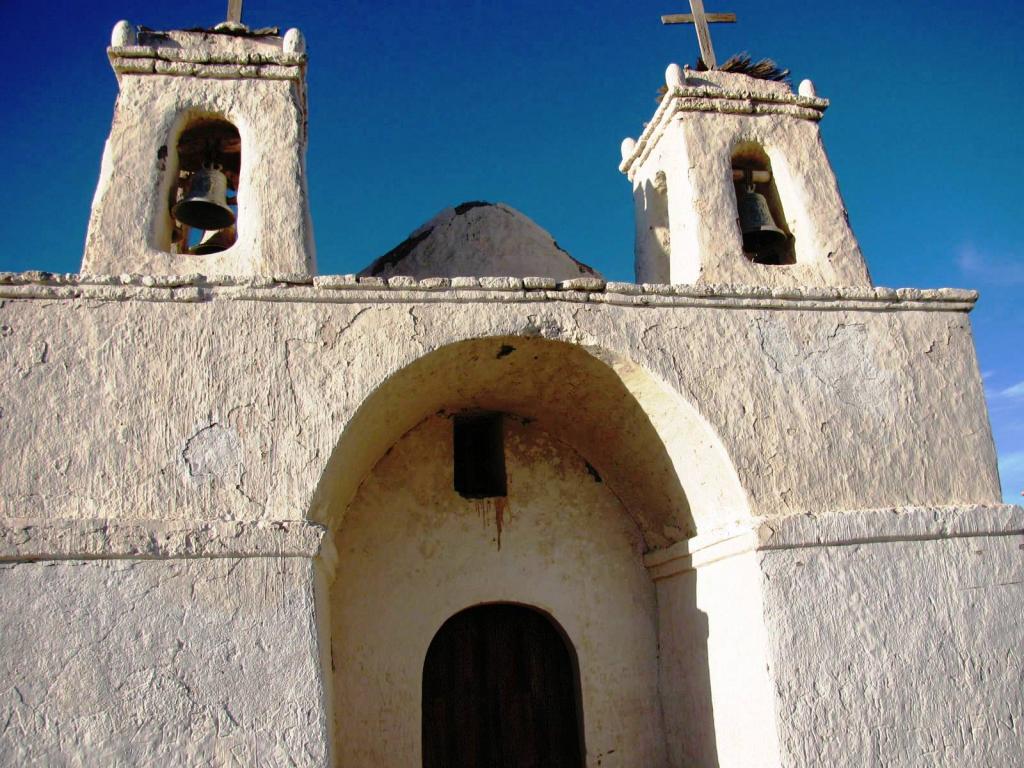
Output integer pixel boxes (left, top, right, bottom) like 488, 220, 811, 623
359, 202, 602, 280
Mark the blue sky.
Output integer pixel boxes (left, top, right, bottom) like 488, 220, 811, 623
0, 1, 1021, 502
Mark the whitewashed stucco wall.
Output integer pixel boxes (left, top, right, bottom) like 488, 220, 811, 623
654, 550, 782, 767
759, 508, 1024, 767
0, 278, 1001, 529
0, 274, 1016, 767
0, 557, 329, 766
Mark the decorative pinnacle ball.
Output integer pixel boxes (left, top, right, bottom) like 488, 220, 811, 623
283, 28, 306, 55
665, 63, 686, 90
111, 20, 137, 48
620, 138, 637, 162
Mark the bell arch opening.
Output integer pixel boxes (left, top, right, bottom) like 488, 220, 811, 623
157, 115, 240, 255
731, 141, 795, 266
422, 603, 585, 768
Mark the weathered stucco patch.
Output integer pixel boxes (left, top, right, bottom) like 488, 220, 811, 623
753, 316, 896, 416
182, 423, 242, 484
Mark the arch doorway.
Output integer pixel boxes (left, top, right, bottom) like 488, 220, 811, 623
422, 604, 584, 768
318, 336, 754, 765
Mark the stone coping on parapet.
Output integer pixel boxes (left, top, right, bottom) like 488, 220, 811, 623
619, 77, 829, 177
109, 34, 307, 84
109, 47, 305, 81
0, 272, 978, 313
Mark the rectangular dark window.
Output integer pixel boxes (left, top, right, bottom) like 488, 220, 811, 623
453, 412, 507, 499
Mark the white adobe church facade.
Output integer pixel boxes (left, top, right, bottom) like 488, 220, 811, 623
1, 7, 1022, 767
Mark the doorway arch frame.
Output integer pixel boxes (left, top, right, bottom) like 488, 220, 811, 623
422, 601, 587, 767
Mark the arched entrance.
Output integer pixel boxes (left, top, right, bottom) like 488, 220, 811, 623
422, 604, 584, 768
314, 336, 766, 766
327, 411, 665, 764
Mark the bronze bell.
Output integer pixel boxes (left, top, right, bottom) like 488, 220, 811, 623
738, 183, 787, 256
172, 164, 236, 231
190, 225, 236, 255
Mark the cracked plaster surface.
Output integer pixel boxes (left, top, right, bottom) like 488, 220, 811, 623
0, 296, 1001, 528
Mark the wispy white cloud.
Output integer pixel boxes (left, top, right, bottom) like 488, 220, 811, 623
986, 380, 1024, 402
1002, 381, 1024, 399
1001, 452, 1024, 473
999, 451, 1024, 502
956, 244, 1024, 285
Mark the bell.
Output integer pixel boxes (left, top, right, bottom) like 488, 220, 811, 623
738, 184, 787, 256
172, 164, 236, 231
190, 225, 236, 255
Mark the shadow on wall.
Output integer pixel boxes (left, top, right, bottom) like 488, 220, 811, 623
658, 574, 719, 767
634, 173, 672, 284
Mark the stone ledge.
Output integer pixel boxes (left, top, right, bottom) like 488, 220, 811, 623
671, 95, 824, 121
112, 57, 303, 81
0, 518, 327, 561
667, 84, 828, 110
756, 504, 1024, 551
643, 504, 1024, 579
644, 522, 756, 580
109, 44, 306, 67
109, 44, 304, 81
0, 272, 979, 312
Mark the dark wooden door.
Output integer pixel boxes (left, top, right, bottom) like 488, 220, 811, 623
422, 604, 584, 768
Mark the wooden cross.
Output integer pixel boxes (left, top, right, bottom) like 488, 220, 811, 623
227, 0, 243, 24
662, 0, 736, 70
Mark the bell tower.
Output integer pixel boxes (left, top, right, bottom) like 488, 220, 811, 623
620, 4, 870, 287
82, 9, 315, 277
